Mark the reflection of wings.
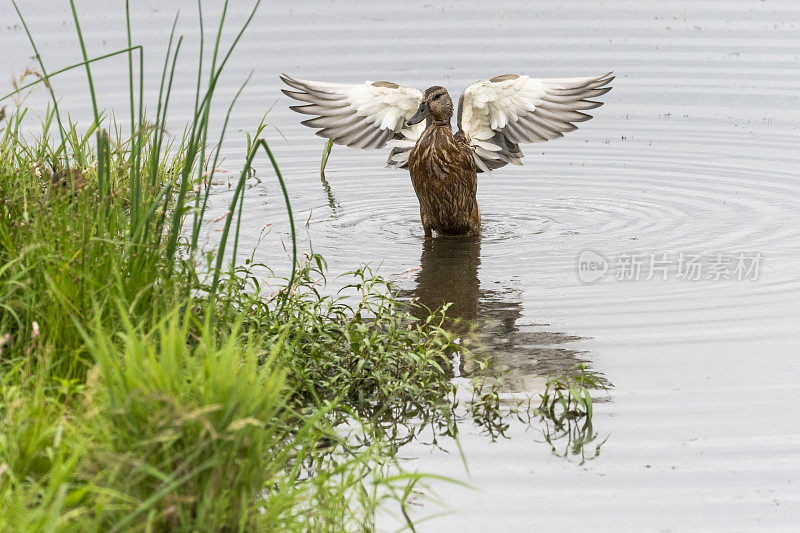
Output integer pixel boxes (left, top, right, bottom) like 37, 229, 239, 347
458, 73, 614, 173
281, 75, 425, 166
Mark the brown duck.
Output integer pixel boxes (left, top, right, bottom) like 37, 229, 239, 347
281, 72, 613, 237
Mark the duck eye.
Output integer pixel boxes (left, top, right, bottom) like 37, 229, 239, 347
433, 94, 442, 100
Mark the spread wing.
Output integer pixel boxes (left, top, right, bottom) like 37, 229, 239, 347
458, 72, 613, 173
281, 75, 424, 165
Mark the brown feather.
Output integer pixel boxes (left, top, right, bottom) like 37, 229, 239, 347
408, 89, 481, 237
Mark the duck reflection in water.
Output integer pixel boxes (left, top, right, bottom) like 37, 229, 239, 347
401, 236, 590, 392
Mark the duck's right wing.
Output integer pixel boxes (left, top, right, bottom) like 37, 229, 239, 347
281, 75, 424, 166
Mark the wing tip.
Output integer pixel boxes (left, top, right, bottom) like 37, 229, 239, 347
596, 72, 615, 89
280, 75, 305, 92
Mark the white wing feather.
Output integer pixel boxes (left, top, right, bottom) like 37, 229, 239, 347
459, 73, 613, 173
281, 75, 423, 156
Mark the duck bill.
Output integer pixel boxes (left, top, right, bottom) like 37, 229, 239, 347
406, 103, 427, 126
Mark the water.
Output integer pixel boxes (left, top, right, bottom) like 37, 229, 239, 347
2, 1, 799, 529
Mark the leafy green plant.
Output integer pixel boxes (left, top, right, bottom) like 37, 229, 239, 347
537, 364, 610, 464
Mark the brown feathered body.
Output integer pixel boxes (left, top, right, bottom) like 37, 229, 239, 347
408, 124, 480, 237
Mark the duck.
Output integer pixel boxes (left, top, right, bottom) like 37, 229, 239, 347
281, 72, 613, 238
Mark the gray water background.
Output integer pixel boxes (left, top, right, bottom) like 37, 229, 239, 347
1, 1, 799, 530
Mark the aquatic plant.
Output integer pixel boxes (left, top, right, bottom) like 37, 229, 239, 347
537, 364, 610, 464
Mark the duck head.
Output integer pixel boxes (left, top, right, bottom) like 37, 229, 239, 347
407, 86, 453, 126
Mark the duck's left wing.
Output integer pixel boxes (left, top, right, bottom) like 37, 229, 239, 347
281, 75, 423, 157
458, 72, 613, 173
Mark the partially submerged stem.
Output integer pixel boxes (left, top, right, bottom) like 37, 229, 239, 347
320, 137, 333, 178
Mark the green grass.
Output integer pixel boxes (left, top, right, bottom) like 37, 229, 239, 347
0, 1, 608, 530
0, 2, 475, 530
0, 1, 461, 529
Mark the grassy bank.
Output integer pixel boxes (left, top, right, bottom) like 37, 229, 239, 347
0, 2, 467, 530
0, 2, 606, 530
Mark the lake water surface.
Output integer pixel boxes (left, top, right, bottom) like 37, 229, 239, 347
1, 1, 799, 530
